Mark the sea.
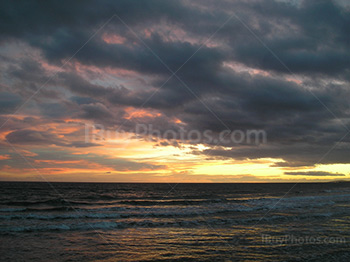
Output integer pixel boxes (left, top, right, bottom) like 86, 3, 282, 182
0, 182, 349, 261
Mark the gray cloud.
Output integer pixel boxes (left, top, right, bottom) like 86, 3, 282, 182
5, 129, 101, 148
0, 92, 22, 113
0, 0, 350, 169
284, 171, 346, 177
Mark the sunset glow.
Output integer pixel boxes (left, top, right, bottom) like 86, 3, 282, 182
0, 0, 349, 183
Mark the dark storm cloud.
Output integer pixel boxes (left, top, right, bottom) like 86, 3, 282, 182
0, 92, 22, 113
1, 0, 349, 76
223, 0, 350, 76
0, 0, 187, 39
200, 141, 350, 167
0, 148, 164, 172
3, 56, 63, 102
79, 103, 114, 120
1, 0, 350, 168
6, 129, 66, 146
5, 129, 100, 148
40, 102, 71, 118
284, 171, 346, 177
37, 32, 224, 79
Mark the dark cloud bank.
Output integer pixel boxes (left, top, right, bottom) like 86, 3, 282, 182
1, 0, 350, 171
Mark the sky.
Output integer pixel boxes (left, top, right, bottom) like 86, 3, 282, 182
0, 0, 350, 182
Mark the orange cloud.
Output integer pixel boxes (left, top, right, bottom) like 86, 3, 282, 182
102, 33, 126, 44
223, 61, 271, 77
124, 107, 162, 119
0, 154, 11, 160
67, 61, 137, 78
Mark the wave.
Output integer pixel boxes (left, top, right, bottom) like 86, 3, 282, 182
0, 199, 77, 206
0, 211, 343, 234
0, 208, 27, 212
1, 193, 349, 220
3, 192, 349, 207
1, 200, 346, 221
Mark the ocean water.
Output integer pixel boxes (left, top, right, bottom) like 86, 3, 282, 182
0, 182, 349, 261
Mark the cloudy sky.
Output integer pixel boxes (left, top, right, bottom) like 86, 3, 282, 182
0, 0, 349, 182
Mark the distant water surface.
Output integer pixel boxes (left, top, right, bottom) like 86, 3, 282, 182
1, 182, 350, 261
